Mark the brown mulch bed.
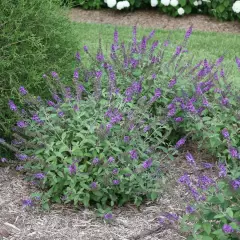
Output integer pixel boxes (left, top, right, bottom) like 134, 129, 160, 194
0, 150, 217, 240
69, 8, 240, 34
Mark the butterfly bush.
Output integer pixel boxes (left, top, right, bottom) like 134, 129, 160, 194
1, 27, 240, 219
180, 134, 240, 239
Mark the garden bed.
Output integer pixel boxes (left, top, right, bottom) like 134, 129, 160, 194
69, 8, 240, 33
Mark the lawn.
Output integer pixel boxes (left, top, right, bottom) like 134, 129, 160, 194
74, 22, 240, 84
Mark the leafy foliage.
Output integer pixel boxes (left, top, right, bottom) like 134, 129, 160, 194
65, 0, 240, 20
0, 0, 79, 136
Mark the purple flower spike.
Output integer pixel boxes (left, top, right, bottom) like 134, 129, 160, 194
186, 152, 195, 165
19, 86, 28, 95
1, 158, 7, 163
17, 120, 28, 128
222, 128, 230, 139
231, 179, 240, 190
168, 79, 177, 88
235, 57, 240, 70
142, 158, 153, 169
73, 70, 79, 79
186, 206, 195, 214
69, 163, 77, 175
178, 174, 191, 185
185, 26, 193, 39
22, 199, 33, 207
219, 164, 227, 178
15, 153, 28, 161
124, 136, 130, 142
229, 147, 238, 158
75, 51, 81, 61
222, 224, 234, 234
129, 149, 138, 160
83, 46, 88, 52
92, 157, 99, 165
34, 173, 45, 179
143, 125, 150, 133
90, 182, 98, 189
9, 100, 17, 111
202, 163, 213, 169
175, 137, 186, 149
112, 168, 118, 175
108, 157, 115, 163
175, 46, 182, 56
113, 179, 120, 185
51, 71, 59, 79
175, 117, 183, 122
58, 111, 64, 118
104, 213, 113, 220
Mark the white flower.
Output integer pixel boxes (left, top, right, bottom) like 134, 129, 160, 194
193, 1, 198, 6
107, 0, 117, 8
178, 7, 185, 15
170, 0, 179, 7
125, 1, 130, 7
151, 0, 158, 7
161, 0, 170, 6
232, 1, 240, 13
116, 1, 130, 10
198, 1, 202, 5
104, 0, 108, 3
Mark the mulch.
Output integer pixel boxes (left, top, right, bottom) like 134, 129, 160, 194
69, 8, 240, 34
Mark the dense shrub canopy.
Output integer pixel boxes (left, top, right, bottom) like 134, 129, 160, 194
0, 0, 79, 135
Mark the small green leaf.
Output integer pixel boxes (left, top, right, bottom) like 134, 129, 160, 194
203, 222, 211, 235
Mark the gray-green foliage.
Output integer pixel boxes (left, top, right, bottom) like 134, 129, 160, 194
0, 0, 79, 135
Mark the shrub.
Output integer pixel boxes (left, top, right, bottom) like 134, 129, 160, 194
0, 0, 79, 136
68, 0, 240, 20
1, 27, 239, 216
180, 135, 240, 240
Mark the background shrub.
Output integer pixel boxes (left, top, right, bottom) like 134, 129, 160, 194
0, 0, 79, 136
67, 0, 240, 20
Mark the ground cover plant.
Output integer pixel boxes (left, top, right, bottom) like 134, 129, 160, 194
0, 0, 79, 136
1, 26, 240, 239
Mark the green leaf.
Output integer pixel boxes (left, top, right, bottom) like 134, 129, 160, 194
179, 0, 186, 6
226, 208, 233, 218
150, 192, 158, 201
203, 222, 211, 235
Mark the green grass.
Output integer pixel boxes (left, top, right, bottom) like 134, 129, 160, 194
73, 22, 240, 84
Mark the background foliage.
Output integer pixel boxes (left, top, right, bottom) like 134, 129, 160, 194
0, 0, 79, 136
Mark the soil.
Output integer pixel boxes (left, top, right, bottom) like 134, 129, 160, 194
69, 8, 240, 34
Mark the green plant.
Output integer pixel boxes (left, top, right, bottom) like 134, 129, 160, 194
0, 0, 79, 136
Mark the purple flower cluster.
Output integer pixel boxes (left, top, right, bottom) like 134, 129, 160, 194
150, 88, 161, 103
236, 57, 240, 70
222, 128, 230, 139
19, 86, 28, 95
9, 100, 17, 111
219, 164, 227, 178
185, 152, 195, 165
34, 173, 45, 179
168, 78, 177, 88
22, 199, 33, 207
142, 158, 153, 169
105, 108, 122, 125
69, 163, 77, 175
108, 157, 115, 163
17, 120, 28, 128
15, 153, 28, 161
229, 147, 238, 158
175, 137, 186, 149
129, 149, 138, 160
92, 157, 100, 165
231, 179, 240, 190
222, 224, 234, 234
112, 179, 120, 185
90, 182, 98, 189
